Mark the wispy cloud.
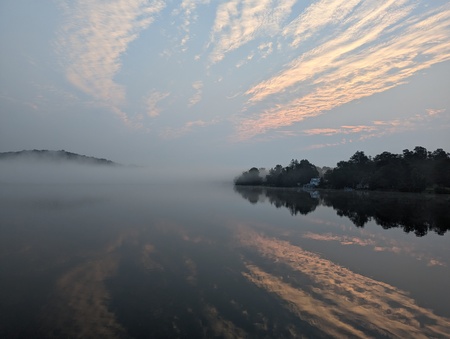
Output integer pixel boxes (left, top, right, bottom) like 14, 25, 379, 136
208, 0, 296, 63
160, 118, 219, 139
282, 0, 363, 47
304, 125, 377, 136
426, 108, 446, 116
258, 42, 273, 58
57, 0, 165, 122
304, 140, 348, 150
237, 1, 450, 139
302, 109, 447, 149
145, 90, 170, 117
188, 81, 203, 106
235, 52, 254, 68
246, 0, 416, 103
172, 0, 210, 50
366, 110, 448, 138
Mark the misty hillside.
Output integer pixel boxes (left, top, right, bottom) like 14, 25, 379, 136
0, 150, 117, 166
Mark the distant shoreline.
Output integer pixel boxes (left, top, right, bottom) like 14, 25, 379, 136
234, 147, 450, 194
234, 185, 450, 196
0, 150, 118, 166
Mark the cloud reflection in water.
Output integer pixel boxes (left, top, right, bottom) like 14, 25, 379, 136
238, 227, 450, 338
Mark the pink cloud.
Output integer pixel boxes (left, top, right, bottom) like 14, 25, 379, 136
236, 3, 450, 139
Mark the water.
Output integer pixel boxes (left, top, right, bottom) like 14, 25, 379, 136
1, 182, 449, 338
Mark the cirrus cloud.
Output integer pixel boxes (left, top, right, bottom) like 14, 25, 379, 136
145, 90, 170, 117
208, 0, 296, 63
237, 1, 450, 140
56, 0, 165, 121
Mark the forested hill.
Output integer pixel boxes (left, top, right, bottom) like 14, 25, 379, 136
0, 150, 117, 166
234, 146, 450, 194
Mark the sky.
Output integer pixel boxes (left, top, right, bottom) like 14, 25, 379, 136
1, 0, 450, 177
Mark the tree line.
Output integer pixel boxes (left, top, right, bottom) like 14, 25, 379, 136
234, 159, 319, 187
0, 149, 117, 166
234, 146, 450, 193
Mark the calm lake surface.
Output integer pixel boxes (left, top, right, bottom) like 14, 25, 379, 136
1, 182, 450, 338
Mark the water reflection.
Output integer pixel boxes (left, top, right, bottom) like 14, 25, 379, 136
234, 186, 450, 236
238, 227, 450, 338
1, 183, 450, 338
234, 186, 320, 215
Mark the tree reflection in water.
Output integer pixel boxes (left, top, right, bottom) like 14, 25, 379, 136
234, 186, 450, 236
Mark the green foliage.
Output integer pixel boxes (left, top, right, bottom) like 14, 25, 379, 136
265, 159, 319, 187
323, 147, 450, 193
234, 159, 319, 187
234, 167, 263, 186
323, 151, 373, 189
234, 146, 450, 193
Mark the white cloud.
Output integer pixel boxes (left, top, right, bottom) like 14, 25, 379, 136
426, 108, 445, 116
237, 1, 450, 139
236, 52, 254, 68
57, 0, 165, 122
160, 118, 219, 139
258, 42, 273, 58
208, 0, 296, 63
283, 0, 363, 47
145, 90, 170, 117
302, 109, 448, 148
188, 81, 203, 106
173, 0, 210, 48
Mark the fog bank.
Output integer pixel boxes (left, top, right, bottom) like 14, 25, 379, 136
0, 159, 236, 185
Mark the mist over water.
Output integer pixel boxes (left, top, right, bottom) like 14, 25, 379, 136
0, 158, 236, 185
1, 159, 450, 338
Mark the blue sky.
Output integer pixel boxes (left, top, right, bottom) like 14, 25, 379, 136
1, 0, 449, 176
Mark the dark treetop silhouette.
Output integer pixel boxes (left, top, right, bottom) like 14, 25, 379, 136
234, 146, 450, 194
0, 150, 118, 166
